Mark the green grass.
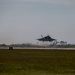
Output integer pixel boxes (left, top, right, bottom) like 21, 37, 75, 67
0, 49, 75, 75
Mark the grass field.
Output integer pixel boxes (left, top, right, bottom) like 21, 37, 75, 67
0, 49, 75, 75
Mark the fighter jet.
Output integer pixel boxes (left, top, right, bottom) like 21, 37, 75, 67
37, 35, 56, 42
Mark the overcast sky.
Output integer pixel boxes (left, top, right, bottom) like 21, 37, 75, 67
0, 0, 75, 44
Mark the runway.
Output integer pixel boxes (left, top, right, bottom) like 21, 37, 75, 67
0, 47, 75, 50
13, 47, 75, 50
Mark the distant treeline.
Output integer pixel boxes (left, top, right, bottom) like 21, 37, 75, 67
10, 43, 34, 47
0, 43, 40, 47
0, 43, 75, 48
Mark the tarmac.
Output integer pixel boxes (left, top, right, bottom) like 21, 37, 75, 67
0, 47, 75, 50
12, 47, 75, 50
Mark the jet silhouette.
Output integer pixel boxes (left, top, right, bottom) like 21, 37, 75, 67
37, 35, 56, 42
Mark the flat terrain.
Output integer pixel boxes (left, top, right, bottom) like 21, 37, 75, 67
0, 49, 75, 75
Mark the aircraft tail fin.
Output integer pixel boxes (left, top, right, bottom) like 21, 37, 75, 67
41, 35, 43, 38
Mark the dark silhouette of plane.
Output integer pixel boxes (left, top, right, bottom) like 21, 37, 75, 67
37, 35, 56, 42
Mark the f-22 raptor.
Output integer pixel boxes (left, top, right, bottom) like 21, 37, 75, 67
37, 35, 56, 42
